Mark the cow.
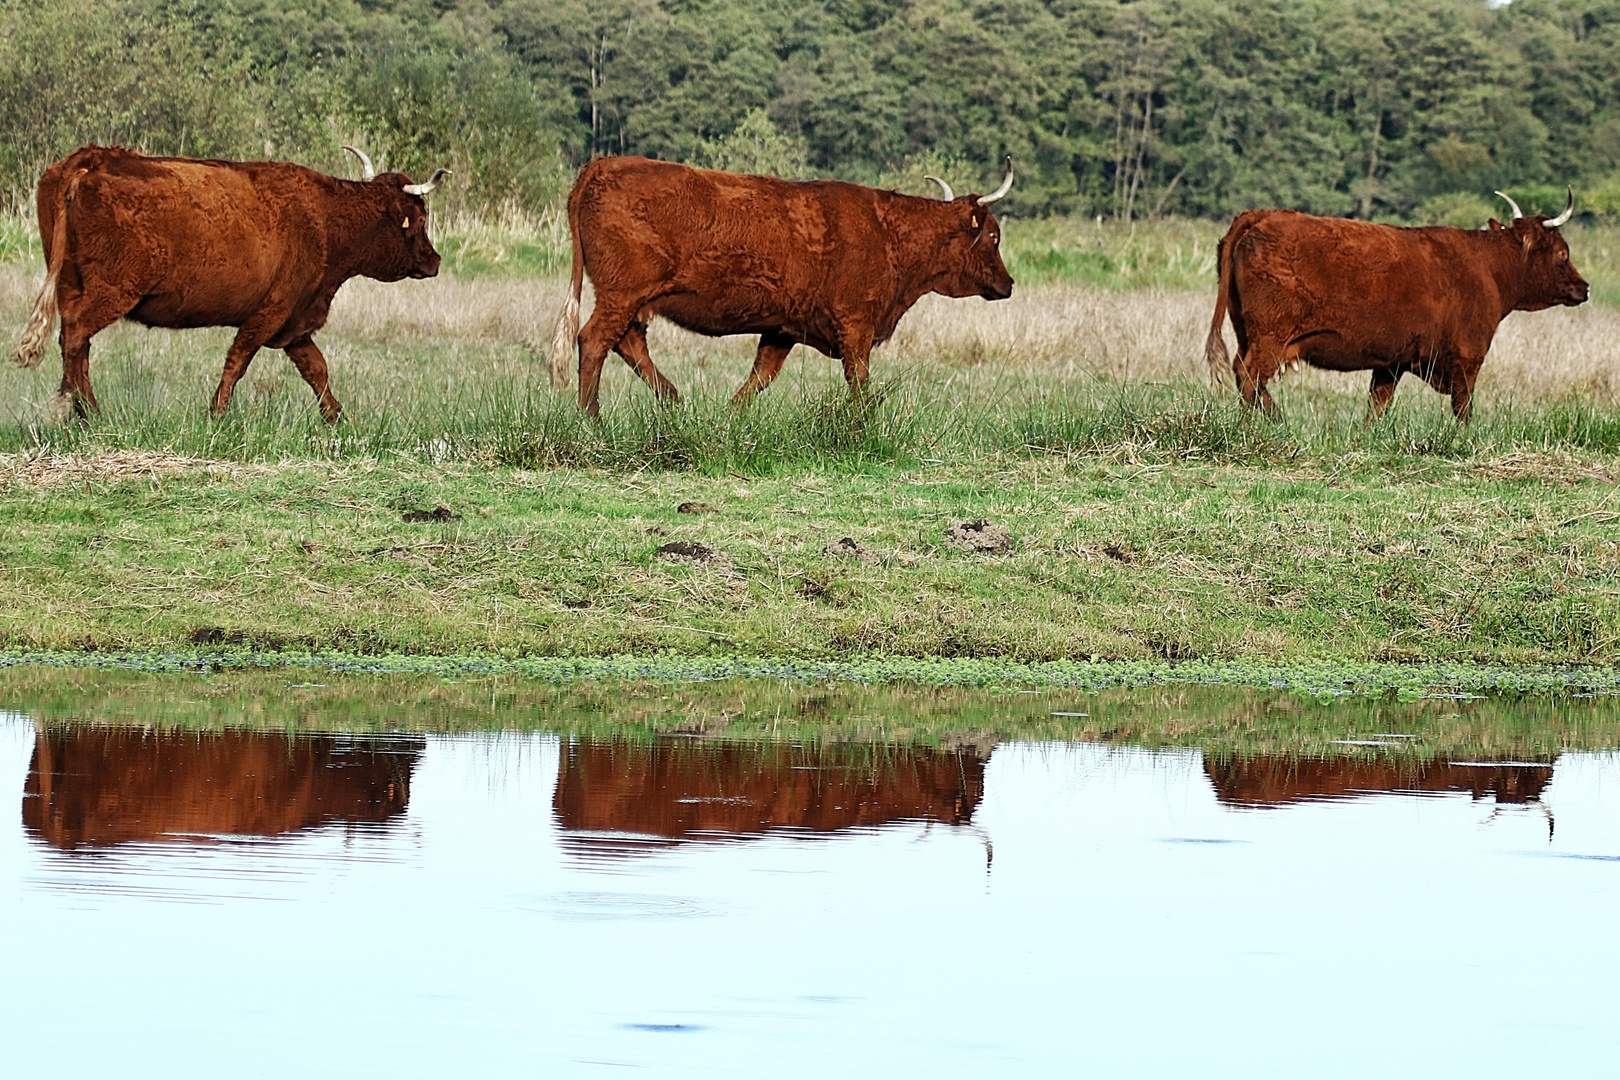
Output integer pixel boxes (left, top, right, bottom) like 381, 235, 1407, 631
1204, 752, 1555, 808
1204, 190, 1589, 419
547, 156, 1016, 415
24, 724, 424, 850
9, 144, 448, 423
552, 737, 989, 859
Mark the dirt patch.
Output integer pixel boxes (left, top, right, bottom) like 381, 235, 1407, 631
402, 505, 461, 523
658, 540, 732, 570
824, 536, 883, 564
0, 450, 272, 488
1072, 541, 1135, 564
1472, 452, 1618, 485
188, 626, 296, 650
677, 501, 718, 514
945, 519, 1014, 555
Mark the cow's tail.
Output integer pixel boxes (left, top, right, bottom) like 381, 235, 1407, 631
1203, 220, 1239, 390
10, 186, 72, 369
547, 195, 585, 390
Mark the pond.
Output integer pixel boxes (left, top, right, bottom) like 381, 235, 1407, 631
2, 680, 1618, 1076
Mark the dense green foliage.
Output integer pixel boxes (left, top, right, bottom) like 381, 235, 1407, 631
2, 0, 1619, 220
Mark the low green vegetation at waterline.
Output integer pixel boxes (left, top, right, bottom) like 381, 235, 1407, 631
7, 664, 1620, 761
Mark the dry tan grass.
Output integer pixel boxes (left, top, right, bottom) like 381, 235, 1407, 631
335, 275, 1620, 408
0, 448, 273, 486
3, 259, 1617, 412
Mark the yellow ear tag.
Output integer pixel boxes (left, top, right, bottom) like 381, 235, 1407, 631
402, 218, 410, 229
971, 215, 979, 228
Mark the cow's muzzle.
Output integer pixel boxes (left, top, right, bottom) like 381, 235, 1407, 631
982, 278, 1014, 301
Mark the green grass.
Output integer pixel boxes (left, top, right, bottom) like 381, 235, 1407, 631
8, 377, 1620, 473
5, 664, 1619, 760
2, 211, 1619, 673
12, 207, 1605, 294
423, 213, 1620, 297
0, 449, 1615, 665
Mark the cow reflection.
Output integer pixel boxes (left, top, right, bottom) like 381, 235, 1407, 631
23, 725, 424, 850
554, 739, 988, 857
1206, 754, 1554, 808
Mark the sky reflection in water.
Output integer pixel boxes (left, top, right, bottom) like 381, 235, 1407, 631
2, 714, 1618, 1077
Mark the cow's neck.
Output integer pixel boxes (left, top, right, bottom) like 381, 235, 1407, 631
878, 201, 962, 336
325, 189, 400, 286
1479, 229, 1536, 316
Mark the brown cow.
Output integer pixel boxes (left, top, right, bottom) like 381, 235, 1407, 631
547, 157, 1016, 414
553, 736, 989, 860
1204, 752, 1555, 808
23, 724, 423, 850
9, 144, 447, 422
1204, 190, 1588, 419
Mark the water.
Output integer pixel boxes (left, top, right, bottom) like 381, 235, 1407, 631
4, 713, 1619, 1076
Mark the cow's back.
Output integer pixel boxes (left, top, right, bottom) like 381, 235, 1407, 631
50, 148, 330, 329
1229, 212, 1501, 369
572, 157, 883, 344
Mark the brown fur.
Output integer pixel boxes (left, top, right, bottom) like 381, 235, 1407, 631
11, 145, 443, 422
1205, 754, 1552, 807
553, 738, 986, 856
1204, 209, 1589, 418
550, 156, 1015, 414
24, 726, 423, 849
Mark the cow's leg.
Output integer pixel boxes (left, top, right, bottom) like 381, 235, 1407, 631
1367, 368, 1401, 419
54, 281, 141, 420
211, 315, 284, 418
284, 338, 342, 423
732, 332, 795, 404
1450, 362, 1480, 422
613, 322, 679, 403
576, 304, 638, 417
57, 323, 103, 420
1233, 343, 1279, 416
839, 327, 875, 398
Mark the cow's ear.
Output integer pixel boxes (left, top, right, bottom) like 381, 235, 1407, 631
1487, 218, 1505, 230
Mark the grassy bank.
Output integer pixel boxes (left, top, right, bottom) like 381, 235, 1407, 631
0, 450, 1614, 665
1, 215, 1618, 672
5, 664, 1619, 761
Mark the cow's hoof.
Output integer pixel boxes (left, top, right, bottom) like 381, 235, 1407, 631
43, 392, 75, 426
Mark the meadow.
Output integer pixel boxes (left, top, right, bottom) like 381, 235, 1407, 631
0, 214, 1616, 670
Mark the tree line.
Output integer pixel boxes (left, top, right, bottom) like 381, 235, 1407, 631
1, 0, 1617, 221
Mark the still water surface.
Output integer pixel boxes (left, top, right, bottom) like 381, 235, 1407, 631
4, 714, 1618, 1077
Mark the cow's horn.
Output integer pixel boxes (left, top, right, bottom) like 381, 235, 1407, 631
1494, 190, 1524, 221
341, 144, 376, 182
977, 157, 1014, 207
403, 168, 451, 196
1545, 185, 1574, 228
924, 175, 956, 201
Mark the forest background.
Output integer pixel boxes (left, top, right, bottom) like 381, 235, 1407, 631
2, 0, 1619, 227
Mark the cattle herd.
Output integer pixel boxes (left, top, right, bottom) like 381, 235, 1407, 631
6, 144, 1592, 424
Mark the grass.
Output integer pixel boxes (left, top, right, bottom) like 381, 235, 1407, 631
1, 213, 1618, 673
0, 448, 1615, 665
5, 663, 1620, 760
3, 265, 1620, 468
